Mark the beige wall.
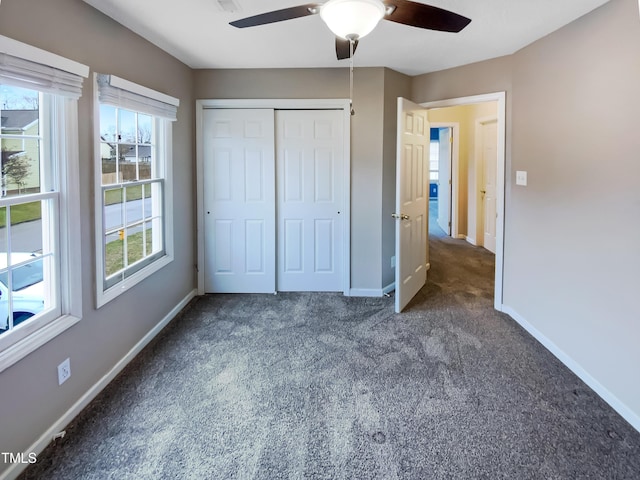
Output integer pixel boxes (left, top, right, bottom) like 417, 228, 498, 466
507, 0, 640, 419
0, 0, 195, 472
413, 0, 640, 427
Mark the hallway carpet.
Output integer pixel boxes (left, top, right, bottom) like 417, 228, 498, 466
20, 212, 640, 479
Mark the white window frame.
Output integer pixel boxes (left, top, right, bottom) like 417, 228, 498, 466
0, 35, 87, 373
93, 74, 178, 307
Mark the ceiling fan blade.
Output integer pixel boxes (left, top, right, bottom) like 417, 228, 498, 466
230, 4, 320, 28
336, 37, 359, 60
385, 0, 471, 33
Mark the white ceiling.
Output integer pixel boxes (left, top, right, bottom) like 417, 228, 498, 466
82, 0, 609, 76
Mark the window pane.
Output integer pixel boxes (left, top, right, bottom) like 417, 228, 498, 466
101, 143, 119, 185
116, 144, 136, 182
126, 226, 145, 265
104, 186, 124, 279
10, 201, 43, 257
137, 114, 152, 145
99, 104, 117, 143
104, 186, 124, 232
0, 199, 50, 332
138, 146, 152, 180
118, 109, 136, 143
2, 139, 41, 198
105, 233, 124, 278
0, 85, 39, 135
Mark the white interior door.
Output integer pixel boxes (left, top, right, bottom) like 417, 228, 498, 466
481, 120, 498, 253
395, 98, 429, 313
437, 127, 452, 236
203, 108, 276, 293
276, 109, 344, 291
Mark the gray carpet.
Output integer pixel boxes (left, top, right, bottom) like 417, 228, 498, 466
20, 206, 640, 479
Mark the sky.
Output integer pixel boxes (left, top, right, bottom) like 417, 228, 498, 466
0, 85, 39, 110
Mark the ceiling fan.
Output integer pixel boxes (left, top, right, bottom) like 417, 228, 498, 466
230, 0, 471, 60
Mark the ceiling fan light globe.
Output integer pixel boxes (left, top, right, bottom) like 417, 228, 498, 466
320, 0, 386, 40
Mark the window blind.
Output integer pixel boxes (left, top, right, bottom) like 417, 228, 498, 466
97, 74, 179, 121
0, 52, 85, 99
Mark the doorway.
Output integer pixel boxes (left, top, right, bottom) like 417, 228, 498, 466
428, 125, 456, 237
422, 93, 506, 310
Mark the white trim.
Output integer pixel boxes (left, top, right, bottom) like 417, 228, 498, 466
59, 97, 83, 320
195, 98, 352, 296
349, 288, 383, 297
0, 34, 89, 78
465, 236, 477, 246
421, 92, 506, 311
0, 289, 198, 480
502, 305, 640, 434
109, 75, 179, 107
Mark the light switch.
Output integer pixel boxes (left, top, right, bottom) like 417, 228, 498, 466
516, 171, 527, 186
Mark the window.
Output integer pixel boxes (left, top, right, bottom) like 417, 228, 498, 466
0, 35, 87, 370
430, 140, 439, 182
94, 74, 178, 307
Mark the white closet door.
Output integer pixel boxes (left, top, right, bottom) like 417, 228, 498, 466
203, 109, 275, 293
276, 110, 344, 292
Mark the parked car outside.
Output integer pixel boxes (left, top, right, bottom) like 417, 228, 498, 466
0, 253, 45, 331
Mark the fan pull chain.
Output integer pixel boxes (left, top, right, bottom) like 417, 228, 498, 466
349, 38, 355, 116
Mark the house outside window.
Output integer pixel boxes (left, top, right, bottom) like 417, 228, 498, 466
94, 74, 178, 307
0, 35, 87, 371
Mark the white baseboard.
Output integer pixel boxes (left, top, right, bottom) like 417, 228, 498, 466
1, 289, 197, 480
465, 236, 477, 245
349, 288, 383, 297
502, 305, 640, 434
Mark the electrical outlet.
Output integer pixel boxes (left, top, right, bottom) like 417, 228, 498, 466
57, 358, 71, 385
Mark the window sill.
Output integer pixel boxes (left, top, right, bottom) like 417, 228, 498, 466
96, 254, 173, 308
0, 314, 81, 374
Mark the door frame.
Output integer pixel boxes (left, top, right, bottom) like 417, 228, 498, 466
195, 98, 352, 296
421, 92, 506, 311
429, 122, 459, 238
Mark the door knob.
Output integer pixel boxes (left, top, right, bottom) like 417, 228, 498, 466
392, 213, 410, 220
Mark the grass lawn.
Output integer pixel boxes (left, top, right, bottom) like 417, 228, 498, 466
0, 202, 41, 228
105, 229, 153, 277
